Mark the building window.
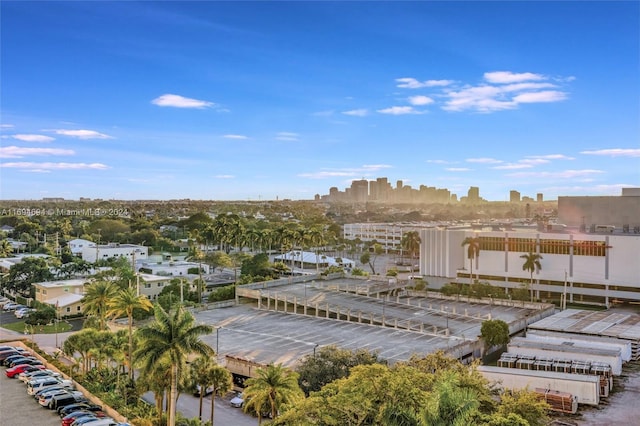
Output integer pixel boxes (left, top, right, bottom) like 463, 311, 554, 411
66, 307, 71, 313
144, 283, 151, 289
77, 306, 81, 311
42, 290, 47, 295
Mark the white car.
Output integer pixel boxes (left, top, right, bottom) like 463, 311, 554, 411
15, 308, 34, 318
230, 392, 244, 408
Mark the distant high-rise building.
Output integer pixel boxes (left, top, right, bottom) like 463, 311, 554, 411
467, 186, 480, 203
510, 190, 521, 203
351, 179, 369, 202
537, 193, 543, 202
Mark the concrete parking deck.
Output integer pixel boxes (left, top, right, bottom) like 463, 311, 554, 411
196, 276, 552, 368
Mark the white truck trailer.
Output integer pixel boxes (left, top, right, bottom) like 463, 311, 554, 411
477, 365, 600, 406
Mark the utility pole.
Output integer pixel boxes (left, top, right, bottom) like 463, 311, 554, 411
562, 270, 568, 310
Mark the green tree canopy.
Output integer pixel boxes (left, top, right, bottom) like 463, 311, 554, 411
296, 345, 385, 396
480, 319, 510, 349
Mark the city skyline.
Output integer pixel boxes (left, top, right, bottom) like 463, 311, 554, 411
1, 1, 638, 201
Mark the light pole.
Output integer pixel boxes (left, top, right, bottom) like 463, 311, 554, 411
313, 343, 319, 357
216, 326, 221, 356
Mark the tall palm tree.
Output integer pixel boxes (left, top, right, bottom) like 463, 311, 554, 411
206, 365, 233, 426
107, 287, 153, 379
461, 237, 480, 285
82, 280, 119, 330
243, 363, 304, 424
402, 231, 421, 273
421, 370, 480, 426
190, 355, 214, 421
134, 305, 214, 426
521, 252, 543, 302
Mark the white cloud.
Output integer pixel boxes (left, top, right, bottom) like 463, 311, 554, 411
0, 124, 15, 129
408, 95, 434, 106
377, 106, 422, 115
53, 129, 112, 139
223, 134, 248, 140
491, 163, 534, 170
446, 167, 471, 172
0, 162, 109, 170
276, 132, 299, 141
426, 159, 451, 164
507, 169, 604, 179
484, 71, 545, 84
518, 158, 549, 165
214, 175, 235, 179
342, 109, 369, 117
11, 134, 55, 142
580, 148, 640, 157
501, 82, 557, 92
466, 157, 502, 164
151, 93, 214, 109
396, 78, 453, 88
513, 91, 567, 103
527, 154, 575, 160
0, 146, 75, 158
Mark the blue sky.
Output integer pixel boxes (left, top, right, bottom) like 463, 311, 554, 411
1, 1, 638, 202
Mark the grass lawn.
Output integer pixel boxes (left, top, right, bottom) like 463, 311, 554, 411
1, 320, 73, 334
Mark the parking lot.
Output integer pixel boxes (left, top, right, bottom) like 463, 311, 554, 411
0, 350, 66, 426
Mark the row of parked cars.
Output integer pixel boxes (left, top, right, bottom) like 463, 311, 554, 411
1, 345, 129, 426
0, 297, 35, 318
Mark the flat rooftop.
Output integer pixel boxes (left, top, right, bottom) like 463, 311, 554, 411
194, 306, 460, 367
193, 277, 544, 368
529, 309, 640, 341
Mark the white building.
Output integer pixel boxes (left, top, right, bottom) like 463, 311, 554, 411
68, 238, 95, 256
343, 222, 440, 253
419, 227, 640, 306
136, 273, 174, 300
82, 243, 148, 263
136, 259, 209, 276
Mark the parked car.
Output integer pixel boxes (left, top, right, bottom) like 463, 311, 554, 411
15, 307, 34, 318
3, 302, 19, 311
230, 392, 244, 408
6, 363, 45, 378
27, 378, 72, 395
0, 296, 10, 307
0, 351, 22, 363
8, 356, 42, 368
62, 411, 107, 426
194, 384, 214, 396
2, 354, 32, 366
38, 389, 74, 406
18, 369, 60, 382
71, 416, 115, 426
59, 403, 103, 417
44, 391, 86, 409
76, 418, 118, 426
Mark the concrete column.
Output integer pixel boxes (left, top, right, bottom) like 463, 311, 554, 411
315, 303, 319, 317
304, 301, 307, 316
358, 312, 362, 323
465, 309, 468, 316
347, 309, 351, 321
420, 324, 424, 332
452, 307, 456, 315
257, 296, 261, 310
433, 326, 437, 333
326, 304, 330, 318
406, 297, 411, 305
267, 295, 271, 310
370, 313, 374, 324
418, 300, 421, 308
394, 319, 398, 329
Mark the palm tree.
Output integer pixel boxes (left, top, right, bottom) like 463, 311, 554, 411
82, 280, 119, 330
243, 363, 304, 424
206, 365, 233, 426
107, 287, 153, 379
421, 370, 480, 426
461, 237, 480, 285
401, 231, 421, 273
134, 305, 214, 426
521, 252, 543, 302
190, 355, 216, 421
0, 239, 13, 257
